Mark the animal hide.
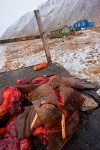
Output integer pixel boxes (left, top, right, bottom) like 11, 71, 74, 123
0, 75, 98, 150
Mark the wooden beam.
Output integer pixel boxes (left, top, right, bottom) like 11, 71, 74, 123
0, 35, 40, 44
34, 10, 51, 63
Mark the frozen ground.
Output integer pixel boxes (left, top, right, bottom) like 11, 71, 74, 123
0, 45, 7, 70
0, 29, 100, 83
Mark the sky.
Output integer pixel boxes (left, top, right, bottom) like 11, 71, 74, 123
0, 0, 47, 37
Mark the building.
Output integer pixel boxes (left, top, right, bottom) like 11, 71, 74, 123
75, 19, 88, 30
69, 19, 95, 31
88, 22, 95, 27
50, 25, 70, 38
69, 19, 89, 30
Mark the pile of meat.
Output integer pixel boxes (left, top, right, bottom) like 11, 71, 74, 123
0, 75, 98, 150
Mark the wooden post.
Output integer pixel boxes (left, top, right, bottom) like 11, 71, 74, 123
34, 10, 51, 63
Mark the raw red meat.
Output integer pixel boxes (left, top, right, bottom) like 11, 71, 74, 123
16, 76, 49, 85
0, 117, 32, 150
0, 87, 24, 120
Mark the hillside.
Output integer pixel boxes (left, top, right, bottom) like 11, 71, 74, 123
1, 0, 100, 39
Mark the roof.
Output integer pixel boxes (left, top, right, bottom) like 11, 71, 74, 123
51, 25, 69, 32
74, 19, 88, 24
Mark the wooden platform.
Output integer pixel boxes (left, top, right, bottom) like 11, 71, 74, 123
0, 62, 100, 150
0, 62, 71, 89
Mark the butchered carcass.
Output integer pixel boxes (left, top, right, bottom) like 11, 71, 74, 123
0, 75, 98, 150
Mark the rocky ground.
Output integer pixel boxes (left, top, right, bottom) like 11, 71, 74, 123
0, 27, 100, 83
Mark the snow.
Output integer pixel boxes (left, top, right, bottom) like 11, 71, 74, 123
0, 45, 7, 69
2, 0, 100, 39
15, 12, 34, 31
0, 29, 100, 83
0, 45, 5, 54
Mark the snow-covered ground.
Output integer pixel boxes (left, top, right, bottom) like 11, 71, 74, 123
0, 45, 7, 70
0, 29, 100, 83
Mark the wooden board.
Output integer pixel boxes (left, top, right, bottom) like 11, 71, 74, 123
0, 62, 71, 89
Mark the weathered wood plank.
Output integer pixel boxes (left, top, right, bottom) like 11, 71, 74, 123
0, 35, 40, 44
0, 62, 70, 89
34, 10, 51, 63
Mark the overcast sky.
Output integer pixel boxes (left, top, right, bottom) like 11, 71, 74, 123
0, 0, 47, 37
